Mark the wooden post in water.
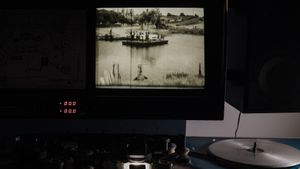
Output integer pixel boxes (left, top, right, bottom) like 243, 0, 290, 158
117, 64, 121, 80
113, 64, 121, 84
137, 64, 143, 77
198, 63, 204, 78
112, 64, 116, 78
134, 64, 148, 81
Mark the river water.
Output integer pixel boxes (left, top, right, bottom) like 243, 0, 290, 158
96, 28, 205, 88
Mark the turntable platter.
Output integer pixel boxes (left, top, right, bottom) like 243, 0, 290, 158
208, 139, 300, 168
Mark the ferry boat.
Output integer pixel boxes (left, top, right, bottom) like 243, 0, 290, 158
122, 31, 168, 47
122, 39, 168, 47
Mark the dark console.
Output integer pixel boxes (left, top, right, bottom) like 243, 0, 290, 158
0, 134, 192, 169
2, 135, 300, 169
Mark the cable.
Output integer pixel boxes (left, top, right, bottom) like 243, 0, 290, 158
234, 111, 242, 139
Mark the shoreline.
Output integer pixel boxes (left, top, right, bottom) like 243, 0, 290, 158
96, 25, 204, 36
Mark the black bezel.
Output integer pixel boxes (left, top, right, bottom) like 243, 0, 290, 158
88, 0, 226, 119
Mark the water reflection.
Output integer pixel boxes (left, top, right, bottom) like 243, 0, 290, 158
96, 33, 205, 88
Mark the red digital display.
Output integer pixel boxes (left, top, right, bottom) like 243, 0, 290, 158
59, 100, 79, 115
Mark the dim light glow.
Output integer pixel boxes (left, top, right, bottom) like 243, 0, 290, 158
123, 162, 151, 169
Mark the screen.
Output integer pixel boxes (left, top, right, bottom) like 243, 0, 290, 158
96, 8, 205, 89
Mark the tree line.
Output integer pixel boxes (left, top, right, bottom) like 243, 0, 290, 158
96, 9, 163, 29
96, 9, 132, 26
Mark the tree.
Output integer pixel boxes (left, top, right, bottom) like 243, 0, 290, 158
138, 9, 162, 30
96, 9, 131, 27
153, 9, 162, 29
129, 9, 134, 24
155, 15, 162, 29
139, 11, 147, 30
180, 13, 185, 17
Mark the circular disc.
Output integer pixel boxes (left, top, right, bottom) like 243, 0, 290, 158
208, 139, 300, 168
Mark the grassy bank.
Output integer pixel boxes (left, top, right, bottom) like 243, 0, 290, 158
175, 17, 203, 26
168, 27, 204, 35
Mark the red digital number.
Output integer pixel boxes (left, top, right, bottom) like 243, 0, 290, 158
73, 109, 77, 114
72, 101, 77, 106
64, 109, 68, 114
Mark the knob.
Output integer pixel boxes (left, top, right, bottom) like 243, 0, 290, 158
159, 143, 178, 165
175, 147, 191, 165
168, 143, 177, 155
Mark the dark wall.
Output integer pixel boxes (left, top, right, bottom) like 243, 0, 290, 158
226, 0, 300, 113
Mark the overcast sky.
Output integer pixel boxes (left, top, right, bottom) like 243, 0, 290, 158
97, 8, 204, 16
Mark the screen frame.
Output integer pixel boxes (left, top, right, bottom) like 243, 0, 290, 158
87, 0, 226, 119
